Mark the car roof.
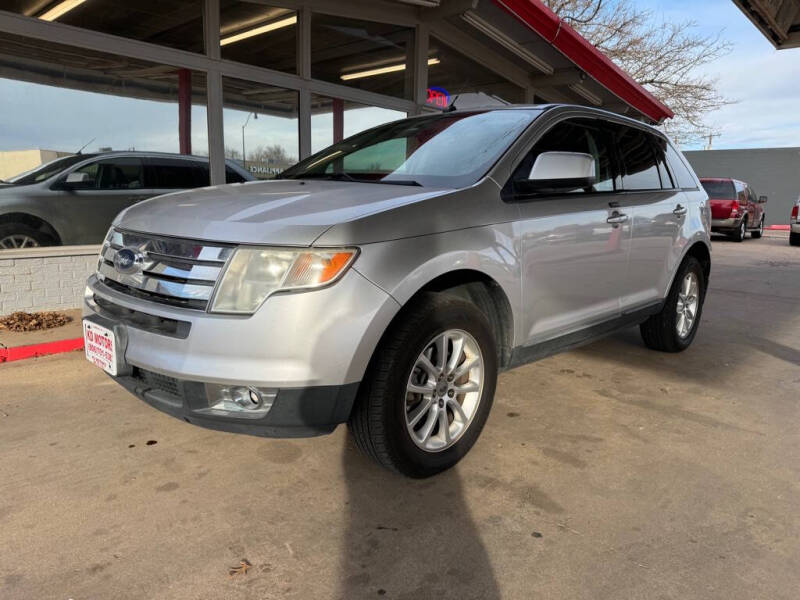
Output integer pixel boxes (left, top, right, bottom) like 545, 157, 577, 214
699, 177, 744, 185
78, 150, 217, 161
443, 103, 670, 140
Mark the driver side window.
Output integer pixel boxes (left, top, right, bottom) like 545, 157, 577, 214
505, 118, 618, 199
70, 158, 143, 190
69, 162, 100, 189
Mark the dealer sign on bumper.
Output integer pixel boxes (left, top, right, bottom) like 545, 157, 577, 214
83, 320, 118, 376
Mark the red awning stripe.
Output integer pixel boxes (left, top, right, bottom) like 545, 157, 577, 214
493, 0, 674, 123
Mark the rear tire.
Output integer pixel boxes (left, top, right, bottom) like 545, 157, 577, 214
0, 223, 56, 249
791, 232, 800, 247
731, 218, 747, 242
348, 293, 498, 478
640, 256, 706, 353
751, 216, 764, 239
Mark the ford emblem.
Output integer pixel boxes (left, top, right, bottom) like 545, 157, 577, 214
113, 247, 144, 274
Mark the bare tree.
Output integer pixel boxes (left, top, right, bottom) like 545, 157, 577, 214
247, 144, 295, 167
544, 0, 732, 144
224, 146, 241, 160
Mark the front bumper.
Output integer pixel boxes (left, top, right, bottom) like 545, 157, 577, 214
83, 268, 400, 437
114, 362, 359, 437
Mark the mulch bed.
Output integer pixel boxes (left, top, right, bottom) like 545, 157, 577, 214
0, 311, 73, 332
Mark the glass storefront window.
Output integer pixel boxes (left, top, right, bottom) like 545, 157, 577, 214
311, 14, 414, 100
310, 95, 406, 154
220, 2, 297, 74
5, 0, 205, 54
428, 36, 524, 104
0, 35, 209, 249
223, 76, 298, 179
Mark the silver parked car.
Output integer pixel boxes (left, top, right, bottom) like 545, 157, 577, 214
83, 105, 711, 477
0, 152, 253, 249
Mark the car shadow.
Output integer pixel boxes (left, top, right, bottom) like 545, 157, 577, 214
338, 437, 501, 599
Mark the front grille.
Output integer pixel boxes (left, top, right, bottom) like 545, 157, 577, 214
97, 229, 233, 311
93, 294, 191, 338
132, 368, 181, 398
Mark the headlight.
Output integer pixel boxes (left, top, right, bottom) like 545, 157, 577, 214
210, 247, 358, 314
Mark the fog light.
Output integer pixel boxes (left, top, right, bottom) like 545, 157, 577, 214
201, 383, 276, 419
232, 386, 263, 410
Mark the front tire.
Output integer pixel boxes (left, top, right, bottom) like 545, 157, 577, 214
640, 256, 706, 352
348, 293, 498, 478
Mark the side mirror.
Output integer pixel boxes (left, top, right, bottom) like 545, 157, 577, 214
758, 195, 768, 204
526, 151, 596, 191
58, 171, 92, 190
65, 172, 89, 184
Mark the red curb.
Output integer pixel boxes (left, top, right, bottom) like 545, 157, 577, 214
766, 225, 790, 230
0, 338, 84, 364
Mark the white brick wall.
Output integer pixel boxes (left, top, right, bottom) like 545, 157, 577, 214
0, 245, 100, 315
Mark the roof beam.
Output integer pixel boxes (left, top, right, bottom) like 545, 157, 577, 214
429, 20, 533, 89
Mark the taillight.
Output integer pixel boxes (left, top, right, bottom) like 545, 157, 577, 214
792, 204, 799, 223
730, 201, 740, 218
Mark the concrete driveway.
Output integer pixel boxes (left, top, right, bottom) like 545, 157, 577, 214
1, 234, 798, 600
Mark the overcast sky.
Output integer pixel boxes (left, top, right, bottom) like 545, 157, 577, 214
0, 0, 797, 155
641, 0, 800, 149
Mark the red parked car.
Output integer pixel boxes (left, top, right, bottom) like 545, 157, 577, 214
701, 177, 767, 242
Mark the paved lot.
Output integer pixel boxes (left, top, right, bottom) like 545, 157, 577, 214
1, 234, 798, 600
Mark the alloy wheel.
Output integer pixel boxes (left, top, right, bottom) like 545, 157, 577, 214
0, 234, 39, 249
675, 272, 699, 339
405, 329, 484, 452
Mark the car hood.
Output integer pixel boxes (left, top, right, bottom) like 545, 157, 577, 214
115, 179, 452, 246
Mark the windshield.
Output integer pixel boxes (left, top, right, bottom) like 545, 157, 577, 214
8, 154, 94, 185
280, 109, 539, 188
701, 179, 736, 200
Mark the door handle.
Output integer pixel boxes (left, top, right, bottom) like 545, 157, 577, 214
607, 211, 629, 224
673, 204, 687, 216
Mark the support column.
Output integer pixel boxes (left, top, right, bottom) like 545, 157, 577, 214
178, 68, 192, 155
412, 23, 430, 114
206, 70, 225, 184
332, 98, 344, 143
204, 0, 225, 185
297, 6, 312, 160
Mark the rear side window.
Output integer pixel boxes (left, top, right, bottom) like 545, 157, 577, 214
506, 118, 619, 197
147, 160, 207, 188
701, 180, 736, 199
616, 126, 661, 190
652, 136, 674, 188
665, 145, 697, 189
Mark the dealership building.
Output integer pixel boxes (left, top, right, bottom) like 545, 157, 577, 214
0, 0, 674, 314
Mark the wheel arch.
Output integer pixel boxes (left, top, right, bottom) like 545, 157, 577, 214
683, 239, 711, 284
362, 268, 515, 373
0, 212, 62, 245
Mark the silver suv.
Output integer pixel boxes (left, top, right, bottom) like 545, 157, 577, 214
83, 105, 711, 477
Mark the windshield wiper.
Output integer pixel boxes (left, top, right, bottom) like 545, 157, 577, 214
294, 173, 422, 186
369, 179, 422, 187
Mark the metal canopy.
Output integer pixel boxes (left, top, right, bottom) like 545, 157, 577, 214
0, 0, 674, 185
732, 0, 800, 49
